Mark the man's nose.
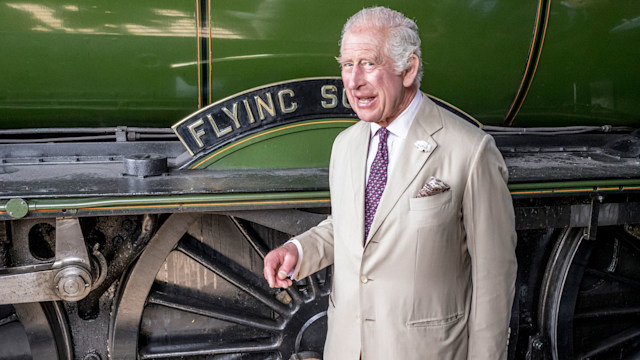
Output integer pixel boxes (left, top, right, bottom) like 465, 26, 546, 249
347, 65, 364, 89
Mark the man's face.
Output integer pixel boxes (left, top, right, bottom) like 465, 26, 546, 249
339, 28, 416, 127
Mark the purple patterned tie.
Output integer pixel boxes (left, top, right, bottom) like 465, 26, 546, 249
364, 127, 389, 242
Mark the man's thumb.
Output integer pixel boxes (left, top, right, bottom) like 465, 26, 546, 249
277, 251, 297, 280
277, 269, 288, 280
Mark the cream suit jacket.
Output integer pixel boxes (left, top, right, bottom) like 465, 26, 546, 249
295, 94, 517, 360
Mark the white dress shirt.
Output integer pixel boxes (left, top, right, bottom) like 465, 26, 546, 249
365, 91, 422, 183
288, 91, 423, 278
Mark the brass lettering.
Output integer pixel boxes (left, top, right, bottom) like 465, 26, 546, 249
278, 89, 297, 114
342, 88, 352, 109
187, 119, 206, 148
222, 103, 241, 129
321, 85, 338, 109
243, 99, 255, 124
254, 93, 276, 120
206, 114, 233, 137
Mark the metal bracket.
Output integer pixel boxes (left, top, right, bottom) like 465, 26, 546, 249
584, 195, 602, 240
0, 217, 92, 304
115, 126, 128, 142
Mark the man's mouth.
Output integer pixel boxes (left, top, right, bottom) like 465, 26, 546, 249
357, 96, 376, 106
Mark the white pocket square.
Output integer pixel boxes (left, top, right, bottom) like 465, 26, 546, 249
416, 176, 450, 198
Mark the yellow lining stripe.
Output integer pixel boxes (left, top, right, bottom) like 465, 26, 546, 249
511, 188, 592, 195
505, 0, 551, 125
192, 119, 357, 169
508, 186, 640, 195
195, 0, 201, 109
505, 0, 542, 118
208, 0, 212, 105
27, 199, 331, 213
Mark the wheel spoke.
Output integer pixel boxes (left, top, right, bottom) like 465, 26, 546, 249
176, 234, 291, 316
229, 216, 305, 305
307, 275, 319, 300
139, 338, 280, 359
614, 228, 640, 255
575, 306, 640, 320
147, 288, 283, 332
229, 216, 271, 259
577, 324, 640, 359
584, 268, 640, 290
286, 285, 304, 306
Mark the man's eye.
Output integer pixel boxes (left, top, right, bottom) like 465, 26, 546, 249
341, 63, 353, 69
362, 61, 375, 69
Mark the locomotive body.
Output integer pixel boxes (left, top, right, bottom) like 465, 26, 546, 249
0, 1, 639, 359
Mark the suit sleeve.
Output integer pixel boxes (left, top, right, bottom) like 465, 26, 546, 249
291, 134, 342, 279
463, 134, 517, 360
295, 215, 335, 279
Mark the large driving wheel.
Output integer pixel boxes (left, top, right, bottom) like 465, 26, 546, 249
0, 302, 72, 359
539, 226, 640, 359
110, 212, 330, 360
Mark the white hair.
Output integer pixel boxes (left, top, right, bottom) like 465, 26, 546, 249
340, 6, 423, 88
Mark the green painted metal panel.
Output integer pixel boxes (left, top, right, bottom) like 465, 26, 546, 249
514, 0, 640, 126
208, 0, 537, 125
409, 0, 539, 125
0, 0, 637, 128
0, 0, 537, 128
0, 0, 198, 128
192, 119, 356, 170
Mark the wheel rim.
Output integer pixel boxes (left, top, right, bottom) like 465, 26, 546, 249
110, 213, 330, 360
0, 302, 72, 360
540, 226, 640, 359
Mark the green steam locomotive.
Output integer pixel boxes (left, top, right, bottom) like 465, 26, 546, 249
0, 0, 639, 359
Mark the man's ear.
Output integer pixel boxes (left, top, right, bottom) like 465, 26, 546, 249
402, 54, 420, 88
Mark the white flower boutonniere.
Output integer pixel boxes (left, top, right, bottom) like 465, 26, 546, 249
414, 140, 431, 153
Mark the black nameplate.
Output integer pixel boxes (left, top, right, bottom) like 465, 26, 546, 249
172, 78, 357, 156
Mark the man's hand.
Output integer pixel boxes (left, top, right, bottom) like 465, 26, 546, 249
263, 242, 299, 289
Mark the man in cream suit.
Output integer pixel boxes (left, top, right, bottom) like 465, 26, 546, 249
263, 7, 517, 360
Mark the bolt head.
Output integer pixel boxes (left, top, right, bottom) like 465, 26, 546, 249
54, 266, 92, 301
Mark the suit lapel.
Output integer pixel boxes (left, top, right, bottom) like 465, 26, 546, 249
366, 95, 444, 244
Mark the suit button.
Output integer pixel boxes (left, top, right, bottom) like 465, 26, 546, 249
360, 275, 368, 284
356, 314, 361, 321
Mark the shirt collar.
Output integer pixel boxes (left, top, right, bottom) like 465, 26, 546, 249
370, 91, 422, 140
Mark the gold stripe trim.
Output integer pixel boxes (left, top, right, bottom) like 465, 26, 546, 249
3, 185, 638, 216
511, 188, 592, 195
208, 0, 212, 104
195, 0, 202, 109
510, 190, 554, 195
29, 199, 330, 213
505, 0, 551, 125
505, 0, 542, 117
